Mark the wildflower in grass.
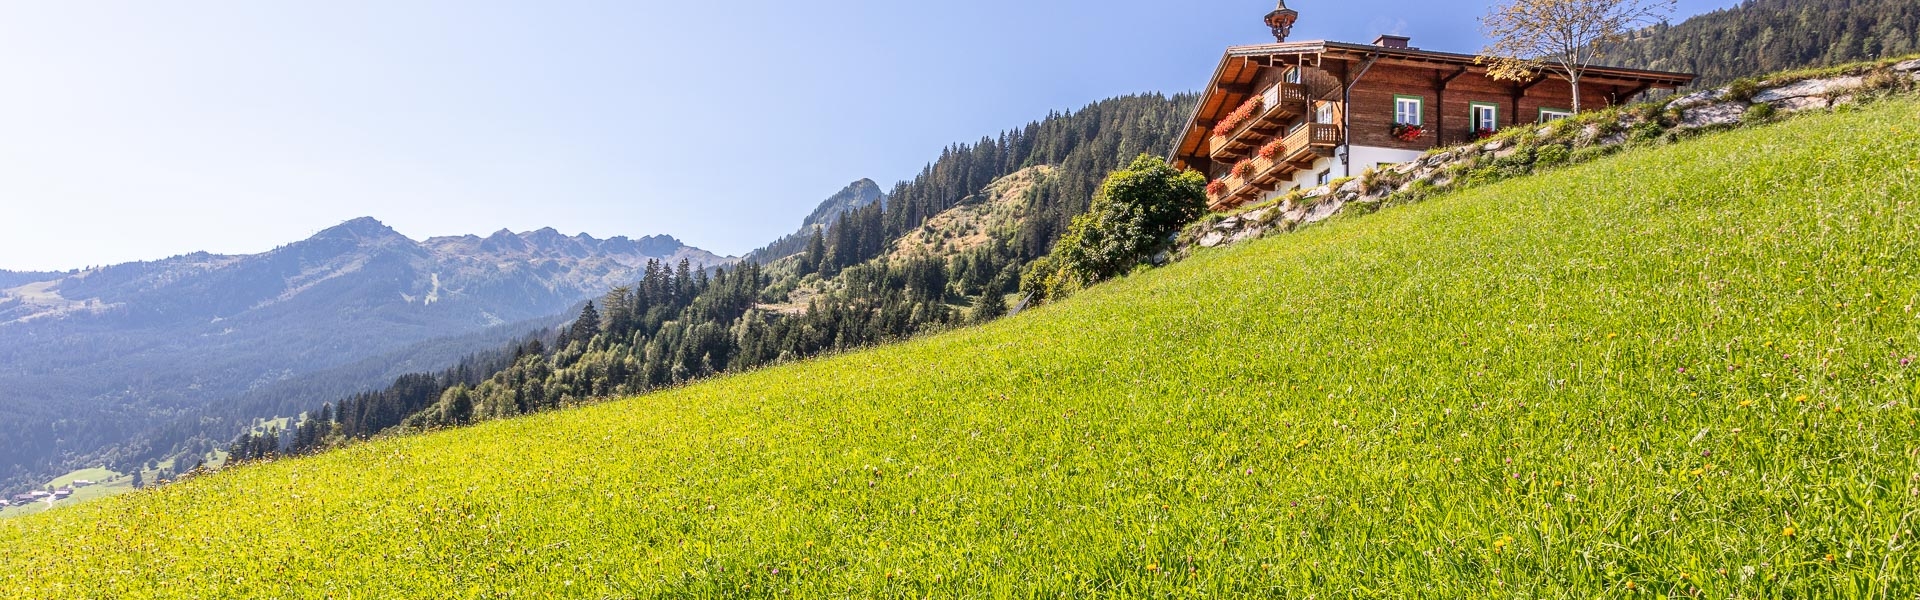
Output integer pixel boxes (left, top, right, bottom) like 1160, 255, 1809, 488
1740, 400, 1754, 407
1782, 526, 1796, 537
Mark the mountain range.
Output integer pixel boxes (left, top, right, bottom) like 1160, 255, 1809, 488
0, 218, 730, 491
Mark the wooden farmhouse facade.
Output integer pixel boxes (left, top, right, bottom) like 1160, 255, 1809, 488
1174, 5, 1695, 210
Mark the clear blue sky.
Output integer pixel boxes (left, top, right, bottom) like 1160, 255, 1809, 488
0, 0, 1738, 271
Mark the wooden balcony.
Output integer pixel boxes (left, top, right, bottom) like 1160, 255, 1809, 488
1206, 123, 1344, 210
1206, 83, 1309, 161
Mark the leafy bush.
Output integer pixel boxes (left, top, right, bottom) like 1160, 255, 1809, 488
1534, 144, 1571, 167
1744, 102, 1777, 123
1491, 146, 1536, 171
1628, 121, 1667, 144
1021, 155, 1207, 304
1725, 78, 1762, 102
1571, 144, 1618, 164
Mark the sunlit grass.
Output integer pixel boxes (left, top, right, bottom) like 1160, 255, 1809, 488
2, 100, 1918, 598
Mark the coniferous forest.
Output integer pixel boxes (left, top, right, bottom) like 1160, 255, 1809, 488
1604, 0, 1919, 88
229, 93, 1199, 462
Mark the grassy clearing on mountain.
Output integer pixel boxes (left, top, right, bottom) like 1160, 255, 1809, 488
3, 100, 1918, 597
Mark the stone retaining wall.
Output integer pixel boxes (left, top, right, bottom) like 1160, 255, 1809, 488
1176, 58, 1920, 257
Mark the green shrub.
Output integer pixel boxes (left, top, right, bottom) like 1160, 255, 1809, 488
1491, 146, 1536, 171
1020, 154, 1207, 304
1571, 145, 1617, 164
1744, 102, 1777, 123
1862, 69, 1913, 93
1593, 118, 1626, 140
1534, 144, 1571, 167
1725, 78, 1762, 102
1628, 121, 1668, 144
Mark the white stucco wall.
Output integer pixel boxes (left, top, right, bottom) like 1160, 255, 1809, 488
1346, 145, 1427, 176
1251, 155, 1339, 205
1245, 145, 1423, 205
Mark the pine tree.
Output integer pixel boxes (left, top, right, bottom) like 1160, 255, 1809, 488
568, 302, 602, 348
803, 227, 827, 275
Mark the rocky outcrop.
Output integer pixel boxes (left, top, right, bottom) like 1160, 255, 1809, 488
1679, 102, 1749, 129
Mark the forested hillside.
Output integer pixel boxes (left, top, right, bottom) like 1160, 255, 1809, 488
14, 95, 1918, 597
222, 93, 1197, 463
1607, 0, 1919, 87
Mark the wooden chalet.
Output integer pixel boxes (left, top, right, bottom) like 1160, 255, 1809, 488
1175, 1, 1696, 210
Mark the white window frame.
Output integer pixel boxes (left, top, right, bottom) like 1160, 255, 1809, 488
1470, 102, 1500, 134
1393, 96, 1424, 126
1539, 108, 1574, 123
1315, 102, 1334, 124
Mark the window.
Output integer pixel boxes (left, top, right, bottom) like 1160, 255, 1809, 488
1285, 67, 1301, 84
1393, 95, 1424, 126
1316, 170, 1331, 186
1539, 108, 1574, 123
1315, 102, 1334, 124
1470, 102, 1500, 136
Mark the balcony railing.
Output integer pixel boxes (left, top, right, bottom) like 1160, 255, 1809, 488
1206, 82, 1309, 161
1206, 123, 1344, 209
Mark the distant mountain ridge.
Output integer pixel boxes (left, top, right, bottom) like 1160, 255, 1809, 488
0, 270, 60, 290
0, 217, 731, 493
745, 179, 887, 264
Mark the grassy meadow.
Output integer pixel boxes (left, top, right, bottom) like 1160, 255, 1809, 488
3, 99, 1918, 598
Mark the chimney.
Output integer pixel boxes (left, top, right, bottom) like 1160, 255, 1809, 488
1373, 35, 1411, 49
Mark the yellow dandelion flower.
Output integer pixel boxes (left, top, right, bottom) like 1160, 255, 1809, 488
1782, 527, 1796, 537
1740, 400, 1754, 407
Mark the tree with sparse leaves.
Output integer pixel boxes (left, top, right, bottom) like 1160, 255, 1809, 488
1478, 0, 1675, 112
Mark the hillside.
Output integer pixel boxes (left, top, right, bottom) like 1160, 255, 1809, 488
1607, 0, 1919, 88
4, 95, 1915, 595
0, 218, 730, 496
190, 93, 1194, 468
886, 166, 1053, 262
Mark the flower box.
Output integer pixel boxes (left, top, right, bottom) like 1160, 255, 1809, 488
1390, 122, 1426, 142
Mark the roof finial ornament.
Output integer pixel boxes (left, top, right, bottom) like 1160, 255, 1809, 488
1266, 0, 1299, 43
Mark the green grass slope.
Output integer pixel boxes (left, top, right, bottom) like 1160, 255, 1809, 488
5, 100, 1920, 598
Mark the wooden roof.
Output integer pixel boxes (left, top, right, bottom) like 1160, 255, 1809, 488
1173, 40, 1698, 167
